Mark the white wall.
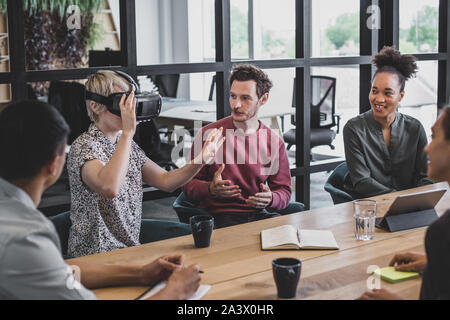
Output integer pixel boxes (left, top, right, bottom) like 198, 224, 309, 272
135, 0, 161, 65
117, 0, 218, 99
171, 0, 190, 98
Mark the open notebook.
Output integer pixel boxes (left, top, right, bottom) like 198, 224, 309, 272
261, 225, 339, 250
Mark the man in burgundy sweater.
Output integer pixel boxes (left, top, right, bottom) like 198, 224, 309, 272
182, 64, 292, 228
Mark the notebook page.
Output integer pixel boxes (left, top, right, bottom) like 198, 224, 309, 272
261, 225, 300, 249
297, 229, 339, 249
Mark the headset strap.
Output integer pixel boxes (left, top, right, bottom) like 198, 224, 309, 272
85, 91, 112, 106
114, 70, 140, 93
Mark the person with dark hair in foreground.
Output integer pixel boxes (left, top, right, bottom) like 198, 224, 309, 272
358, 107, 450, 300
0, 100, 201, 300
183, 64, 292, 228
343, 46, 433, 199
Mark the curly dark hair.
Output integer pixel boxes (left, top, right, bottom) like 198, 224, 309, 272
372, 46, 418, 92
229, 64, 273, 99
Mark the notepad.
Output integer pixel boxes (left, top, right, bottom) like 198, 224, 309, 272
372, 267, 420, 283
260, 225, 339, 250
138, 282, 211, 300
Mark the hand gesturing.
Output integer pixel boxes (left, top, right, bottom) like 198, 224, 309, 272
209, 164, 241, 198
200, 127, 225, 165
245, 183, 273, 209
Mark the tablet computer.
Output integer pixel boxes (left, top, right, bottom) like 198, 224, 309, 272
375, 188, 447, 231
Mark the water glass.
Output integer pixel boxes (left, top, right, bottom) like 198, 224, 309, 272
353, 200, 377, 241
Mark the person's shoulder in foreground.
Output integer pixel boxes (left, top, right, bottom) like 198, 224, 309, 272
357, 106, 450, 300
420, 209, 450, 300
0, 100, 96, 300
0, 100, 202, 300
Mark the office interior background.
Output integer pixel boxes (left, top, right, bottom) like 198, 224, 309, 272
0, 0, 449, 212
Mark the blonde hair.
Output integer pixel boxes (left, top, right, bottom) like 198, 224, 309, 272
85, 70, 131, 122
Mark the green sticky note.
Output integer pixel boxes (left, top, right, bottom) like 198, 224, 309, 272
372, 266, 420, 283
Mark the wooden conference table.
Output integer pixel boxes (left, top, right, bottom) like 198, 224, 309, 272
67, 182, 449, 300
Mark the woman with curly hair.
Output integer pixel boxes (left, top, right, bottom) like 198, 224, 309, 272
343, 46, 433, 198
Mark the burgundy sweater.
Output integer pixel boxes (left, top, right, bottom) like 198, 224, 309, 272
182, 116, 292, 214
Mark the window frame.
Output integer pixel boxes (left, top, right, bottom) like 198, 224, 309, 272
4, 0, 450, 208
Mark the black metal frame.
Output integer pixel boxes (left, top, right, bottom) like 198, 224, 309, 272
2, 0, 450, 208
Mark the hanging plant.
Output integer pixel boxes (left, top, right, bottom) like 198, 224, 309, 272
24, 9, 58, 71
0, 0, 103, 95
0, 0, 103, 69
55, 11, 93, 69
23, 9, 60, 95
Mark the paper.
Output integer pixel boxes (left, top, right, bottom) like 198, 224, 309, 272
260, 225, 339, 250
261, 225, 300, 249
372, 266, 420, 283
138, 282, 211, 300
298, 229, 339, 249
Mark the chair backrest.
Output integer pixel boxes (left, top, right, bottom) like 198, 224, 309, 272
290, 76, 337, 129
150, 74, 180, 98
208, 75, 216, 101
49, 211, 72, 257
290, 78, 298, 126
172, 192, 211, 223
88, 49, 121, 67
48, 81, 91, 145
133, 119, 162, 160
133, 118, 178, 170
327, 162, 349, 188
311, 76, 336, 129
27, 84, 37, 100
324, 162, 354, 204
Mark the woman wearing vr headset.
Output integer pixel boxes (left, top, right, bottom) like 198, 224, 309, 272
67, 70, 224, 257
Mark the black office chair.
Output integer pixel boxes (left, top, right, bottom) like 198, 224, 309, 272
283, 76, 341, 151
49, 211, 72, 259
48, 81, 91, 190
149, 74, 182, 143
88, 49, 122, 67
27, 84, 37, 100
133, 118, 178, 171
324, 162, 354, 204
48, 81, 91, 145
150, 74, 180, 98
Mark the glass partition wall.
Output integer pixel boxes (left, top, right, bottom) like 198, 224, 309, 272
2, 0, 450, 208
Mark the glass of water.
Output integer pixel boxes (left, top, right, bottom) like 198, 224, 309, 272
353, 200, 377, 241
